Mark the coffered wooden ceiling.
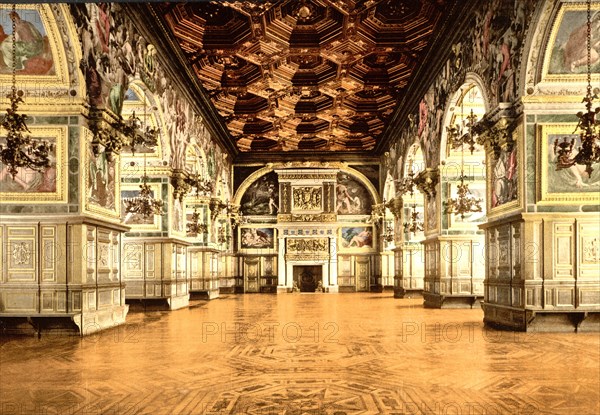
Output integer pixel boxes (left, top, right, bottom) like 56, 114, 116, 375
155, 0, 464, 157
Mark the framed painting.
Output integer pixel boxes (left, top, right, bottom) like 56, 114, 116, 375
486, 123, 524, 218
423, 194, 440, 236
542, 3, 600, 82
0, 126, 67, 203
239, 227, 276, 250
537, 123, 600, 204
84, 129, 120, 219
340, 226, 374, 250
240, 171, 279, 216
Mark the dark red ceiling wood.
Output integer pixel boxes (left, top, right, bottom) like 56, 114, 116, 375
161, 0, 449, 153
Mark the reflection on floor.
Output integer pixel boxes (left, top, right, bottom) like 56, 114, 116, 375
1, 294, 599, 415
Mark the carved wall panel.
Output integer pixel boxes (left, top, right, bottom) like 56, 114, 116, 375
121, 239, 190, 308
483, 215, 600, 330
0, 221, 127, 333
292, 186, 323, 212
285, 237, 329, 261
189, 249, 220, 294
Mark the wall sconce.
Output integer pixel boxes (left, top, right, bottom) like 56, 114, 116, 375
186, 207, 208, 236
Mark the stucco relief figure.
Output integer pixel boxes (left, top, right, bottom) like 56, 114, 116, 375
172, 198, 183, 233
426, 197, 436, 231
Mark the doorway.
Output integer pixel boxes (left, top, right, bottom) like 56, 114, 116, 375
293, 265, 322, 292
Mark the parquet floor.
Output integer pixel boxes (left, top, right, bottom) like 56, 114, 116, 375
1, 293, 599, 415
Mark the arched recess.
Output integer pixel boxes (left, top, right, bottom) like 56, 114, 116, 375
393, 141, 426, 298
0, 4, 85, 207
419, 80, 488, 308
439, 73, 491, 157
121, 81, 167, 163
233, 162, 381, 208
439, 82, 487, 233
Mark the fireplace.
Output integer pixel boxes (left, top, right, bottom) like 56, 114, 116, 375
293, 265, 322, 292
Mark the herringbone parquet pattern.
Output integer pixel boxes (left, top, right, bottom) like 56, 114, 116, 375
1, 294, 598, 415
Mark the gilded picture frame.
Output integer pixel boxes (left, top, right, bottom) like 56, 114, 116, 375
339, 226, 374, 251
83, 128, 121, 219
239, 226, 276, 251
0, 126, 67, 203
537, 123, 600, 204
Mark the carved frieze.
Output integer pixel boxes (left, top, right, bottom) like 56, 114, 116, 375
278, 213, 337, 222
286, 238, 329, 253
285, 237, 330, 261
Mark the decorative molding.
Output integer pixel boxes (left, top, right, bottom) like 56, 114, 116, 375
278, 213, 337, 223
414, 168, 439, 200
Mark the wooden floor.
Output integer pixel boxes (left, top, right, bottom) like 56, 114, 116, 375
1, 293, 599, 415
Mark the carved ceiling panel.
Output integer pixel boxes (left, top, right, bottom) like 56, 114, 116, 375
161, 0, 451, 153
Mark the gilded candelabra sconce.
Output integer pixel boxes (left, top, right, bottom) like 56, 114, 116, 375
446, 89, 479, 155
443, 95, 482, 220
210, 198, 247, 229
227, 204, 247, 229
185, 172, 214, 196
371, 200, 395, 243
398, 168, 418, 196
403, 203, 424, 235
186, 207, 208, 236
0, 5, 53, 179
124, 155, 164, 219
398, 159, 424, 235
555, 0, 600, 176
121, 97, 159, 156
